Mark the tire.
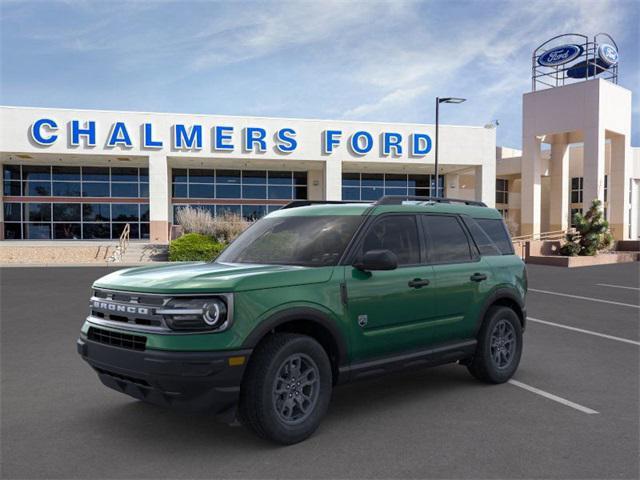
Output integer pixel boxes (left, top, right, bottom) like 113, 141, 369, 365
467, 306, 523, 384
238, 333, 332, 445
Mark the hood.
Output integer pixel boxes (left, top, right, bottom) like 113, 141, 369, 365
93, 262, 335, 294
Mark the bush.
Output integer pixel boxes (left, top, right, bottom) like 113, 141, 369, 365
560, 199, 613, 256
168, 233, 226, 262
176, 207, 251, 243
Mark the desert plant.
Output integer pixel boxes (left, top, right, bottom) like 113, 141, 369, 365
210, 211, 252, 243
168, 233, 225, 262
175, 207, 251, 243
560, 199, 613, 256
504, 216, 519, 237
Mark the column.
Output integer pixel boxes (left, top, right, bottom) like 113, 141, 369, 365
549, 134, 570, 232
474, 163, 495, 207
0, 168, 4, 240
148, 153, 170, 244
324, 159, 342, 201
445, 173, 460, 198
582, 126, 605, 212
609, 134, 631, 240
307, 169, 324, 200
521, 135, 543, 237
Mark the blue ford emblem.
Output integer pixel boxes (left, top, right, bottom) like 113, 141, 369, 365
598, 44, 618, 66
538, 44, 583, 67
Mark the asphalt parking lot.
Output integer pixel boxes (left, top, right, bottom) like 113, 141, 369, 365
1, 263, 638, 479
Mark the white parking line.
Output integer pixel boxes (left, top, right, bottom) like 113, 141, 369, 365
527, 317, 640, 346
596, 283, 640, 291
508, 380, 599, 415
529, 288, 640, 309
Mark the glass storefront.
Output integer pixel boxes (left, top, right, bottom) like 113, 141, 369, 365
172, 168, 308, 221
2, 164, 149, 239
342, 173, 444, 201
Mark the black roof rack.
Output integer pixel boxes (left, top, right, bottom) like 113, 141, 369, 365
281, 200, 365, 210
374, 195, 487, 207
281, 196, 486, 210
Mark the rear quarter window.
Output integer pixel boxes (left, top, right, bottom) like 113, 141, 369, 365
475, 218, 514, 255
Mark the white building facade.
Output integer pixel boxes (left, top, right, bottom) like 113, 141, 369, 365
0, 106, 496, 243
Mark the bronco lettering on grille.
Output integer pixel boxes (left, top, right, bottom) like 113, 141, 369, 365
92, 300, 149, 315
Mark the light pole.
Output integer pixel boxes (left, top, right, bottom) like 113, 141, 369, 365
435, 97, 466, 197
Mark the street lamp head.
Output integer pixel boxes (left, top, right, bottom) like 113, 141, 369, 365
438, 97, 466, 104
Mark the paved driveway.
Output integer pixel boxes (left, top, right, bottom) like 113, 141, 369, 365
1, 263, 638, 479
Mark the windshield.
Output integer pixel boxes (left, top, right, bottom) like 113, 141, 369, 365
217, 215, 363, 267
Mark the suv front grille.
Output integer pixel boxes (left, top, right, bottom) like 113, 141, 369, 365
88, 326, 146, 351
89, 288, 169, 331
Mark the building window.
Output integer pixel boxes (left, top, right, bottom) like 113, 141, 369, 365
570, 208, 582, 228
2, 164, 149, 199
171, 168, 307, 221
604, 175, 608, 203
341, 173, 444, 201
497, 208, 509, 219
3, 201, 149, 240
2, 164, 149, 240
570, 177, 583, 203
496, 179, 508, 204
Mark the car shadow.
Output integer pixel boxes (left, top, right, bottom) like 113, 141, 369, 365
85, 363, 484, 451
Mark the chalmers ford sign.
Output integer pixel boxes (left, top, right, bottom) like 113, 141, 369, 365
29, 118, 434, 157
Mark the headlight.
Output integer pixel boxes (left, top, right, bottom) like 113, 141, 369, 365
157, 296, 231, 332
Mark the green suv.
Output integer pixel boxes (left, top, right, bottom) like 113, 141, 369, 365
78, 196, 526, 444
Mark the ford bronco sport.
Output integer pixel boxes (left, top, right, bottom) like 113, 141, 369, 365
78, 196, 526, 444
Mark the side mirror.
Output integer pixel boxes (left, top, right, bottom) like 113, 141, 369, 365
353, 249, 398, 271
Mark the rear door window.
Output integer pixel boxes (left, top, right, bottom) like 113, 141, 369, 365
462, 217, 502, 256
359, 215, 421, 266
422, 215, 473, 264
475, 218, 514, 255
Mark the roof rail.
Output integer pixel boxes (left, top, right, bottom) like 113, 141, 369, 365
281, 200, 365, 210
374, 195, 487, 207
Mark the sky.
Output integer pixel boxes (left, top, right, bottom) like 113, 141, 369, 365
1, 0, 638, 148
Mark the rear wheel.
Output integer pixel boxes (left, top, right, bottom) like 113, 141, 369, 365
238, 333, 332, 444
467, 306, 522, 383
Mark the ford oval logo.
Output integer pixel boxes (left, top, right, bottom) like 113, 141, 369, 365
598, 44, 618, 66
538, 44, 583, 67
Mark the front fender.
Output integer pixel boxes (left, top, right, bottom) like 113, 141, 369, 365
241, 303, 349, 366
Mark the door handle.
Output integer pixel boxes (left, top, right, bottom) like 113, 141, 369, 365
470, 273, 487, 282
408, 278, 430, 288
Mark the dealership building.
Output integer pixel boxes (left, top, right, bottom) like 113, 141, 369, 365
0, 34, 638, 246
0, 107, 496, 243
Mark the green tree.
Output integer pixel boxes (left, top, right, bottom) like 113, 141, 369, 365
560, 199, 613, 256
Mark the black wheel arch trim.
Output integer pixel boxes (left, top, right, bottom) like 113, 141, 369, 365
241, 307, 349, 367
476, 287, 526, 334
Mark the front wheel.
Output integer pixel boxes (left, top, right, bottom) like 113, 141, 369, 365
238, 333, 332, 444
467, 306, 523, 383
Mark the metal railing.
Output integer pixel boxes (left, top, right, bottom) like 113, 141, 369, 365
106, 223, 131, 263
512, 229, 571, 244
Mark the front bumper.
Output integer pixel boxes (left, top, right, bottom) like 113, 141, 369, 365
77, 336, 251, 414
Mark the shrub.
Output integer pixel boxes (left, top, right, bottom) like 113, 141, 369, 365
560, 199, 613, 256
175, 207, 251, 243
168, 233, 226, 262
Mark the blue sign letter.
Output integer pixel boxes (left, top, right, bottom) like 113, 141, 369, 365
323, 130, 342, 154
107, 122, 133, 148
244, 127, 267, 152
411, 133, 432, 156
275, 128, 297, 153
214, 126, 234, 151
383, 132, 403, 156
350, 131, 373, 155
173, 124, 203, 150
30, 118, 58, 145
143, 123, 163, 148
71, 120, 96, 147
